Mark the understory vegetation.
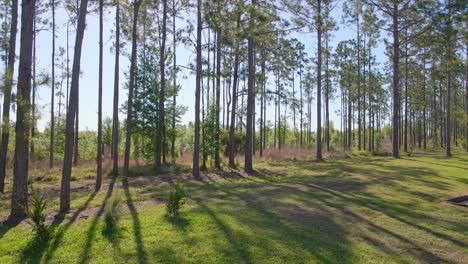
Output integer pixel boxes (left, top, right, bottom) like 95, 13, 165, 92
0, 152, 467, 263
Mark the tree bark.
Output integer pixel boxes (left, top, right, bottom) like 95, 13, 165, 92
245, 0, 255, 172
8, 0, 35, 220
60, 0, 88, 213
111, 0, 120, 176
156, 0, 167, 167
171, 0, 177, 161
49, 0, 56, 169
0, 0, 18, 193
96, 0, 103, 191
228, 14, 241, 169
316, 0, 323, 161
123, 0, 142, 178
193, 0, 202, 179
215, 28, 222, 169
391, 3, 400, 158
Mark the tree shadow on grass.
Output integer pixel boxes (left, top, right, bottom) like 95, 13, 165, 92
405, 157, 468, 171
166, 215, 190, 232
194, 181, 354, 263
122, 177, 148, 264
192, 197, 254, 264
281, 180, 467, 261
19, 235, 50, 264
78, 177, 117, 264
19, 183, 101, 263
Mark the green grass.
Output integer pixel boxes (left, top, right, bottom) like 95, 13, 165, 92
1, 153, 467, 263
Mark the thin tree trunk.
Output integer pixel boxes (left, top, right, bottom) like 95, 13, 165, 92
156, 0, 167, 167
123, 0, 142, 178
215, 28, 221, 169
60, 0, 88, 213
391, 3, 400, 158
228, 14, 241, 169
357, 15, 361, 151
30, 16, 36, 159
316, 0, 323, 161
96, 0, 103, 191
193, 0, 202, 179
50, 0, 56, 169
0, 0, 18, 193
111, 0, 120, 176
171, 0, 176, 161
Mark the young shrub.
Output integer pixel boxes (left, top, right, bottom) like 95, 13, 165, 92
103, 195, 122, 234
25, 187, 50, 241
166, 181, 187, 218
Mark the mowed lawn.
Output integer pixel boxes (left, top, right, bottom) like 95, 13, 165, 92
0, 153, 467, 263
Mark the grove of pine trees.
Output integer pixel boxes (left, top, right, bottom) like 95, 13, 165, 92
0, 0, 466, 221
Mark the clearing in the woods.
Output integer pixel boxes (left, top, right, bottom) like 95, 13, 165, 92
0, 152, 467, 263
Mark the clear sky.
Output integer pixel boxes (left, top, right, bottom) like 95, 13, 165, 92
1, 1, 388, 133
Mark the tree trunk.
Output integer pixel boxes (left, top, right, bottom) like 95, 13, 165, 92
228, 14, 241, 169
316, 0, 323, 161
111, 0, 120, 176
60, 0, 88, 213
30, 17, 36, 159
245, 0, 255, 172
171, 0, 177, 161
123, 0, 142, 177
193, 0, 202, 178
391, 3, 400, 158
357, 15, 361, 151
49, 0, 56, 169
96, 0, 103, 191
215, 28, 222, 169
8, 0, 35, 221
0, 0, 18, 193
156, 0, 167, 167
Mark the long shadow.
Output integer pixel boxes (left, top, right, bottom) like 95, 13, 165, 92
192, 197, 254, 263
215, 162, 464, 263
19, 188, 99, 263
78, 177, 117, 264
122, 177, 148, 264
285, 180, 468, 254
196, 181, 353, 263
247, 180, 454, 263
405, 157, 468, 171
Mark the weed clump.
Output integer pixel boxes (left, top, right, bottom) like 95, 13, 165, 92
25, 187, 50, 241
166, 181, 187, 218
103, 195, 122, 234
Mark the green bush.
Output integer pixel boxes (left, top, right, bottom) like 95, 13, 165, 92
103, 195, 122, 234
166, 181, 187, 218
25, 187, 50, 241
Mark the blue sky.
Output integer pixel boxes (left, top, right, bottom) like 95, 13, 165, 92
1, 1, 388, 133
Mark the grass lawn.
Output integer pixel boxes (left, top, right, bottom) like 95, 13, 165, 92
0, 152, 467, 263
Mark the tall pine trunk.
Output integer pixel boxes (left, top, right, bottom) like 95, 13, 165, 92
228, 14, 241, 169
123, 0, 142, 178
215, 27, 221, 169
96, 0, 103, 191
192, 0, 202, 178
60, 0, 88, 213
49, 0, 56, 169
171, 0, 177, 161
316, 0, 323, 161
244, 0, 256, 173
8, 0, 35, 220
111, 1, 120, 176
0, 0, 18, 193
391, 3, 400, 158
156, 0, 167, 167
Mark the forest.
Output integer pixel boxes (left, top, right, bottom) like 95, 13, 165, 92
0, 0, 467, 263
